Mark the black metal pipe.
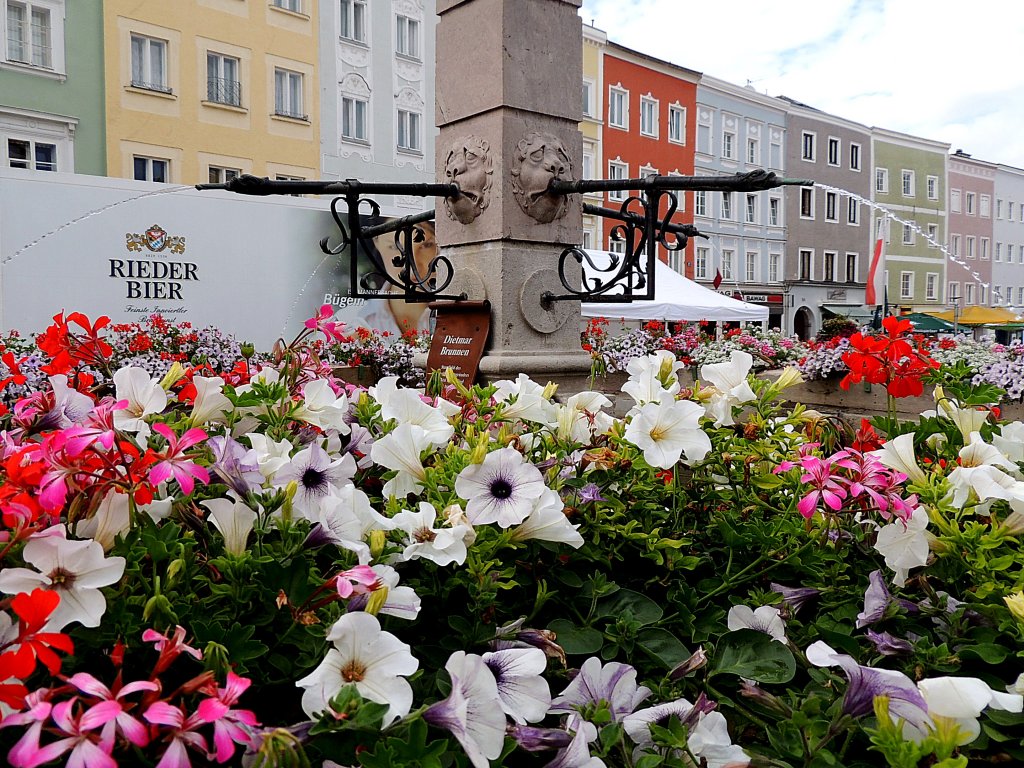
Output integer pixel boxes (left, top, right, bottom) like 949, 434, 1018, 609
360, 209, 437, 240
551, 169, 813, 195
582, 203, 706, 240
196, 173, 460, 199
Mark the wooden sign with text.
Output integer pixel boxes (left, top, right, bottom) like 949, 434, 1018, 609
426, 300, 491, 386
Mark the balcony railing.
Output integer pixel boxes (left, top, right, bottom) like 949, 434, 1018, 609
131, 79, 172, 95
207, 77, 241, 107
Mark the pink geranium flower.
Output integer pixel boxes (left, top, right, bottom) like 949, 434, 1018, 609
148, 423, 210, 496
195, 672, 259, 762
797, 456, 847, 519
304, 304, 347, 343
66, 672, 158, 748
143, 702, 209, 768
335, 565, 380, 599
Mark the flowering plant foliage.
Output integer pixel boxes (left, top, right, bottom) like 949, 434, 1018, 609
0, 308, 1021, 767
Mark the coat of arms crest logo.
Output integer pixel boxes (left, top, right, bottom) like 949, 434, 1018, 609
125, 224, 186, 254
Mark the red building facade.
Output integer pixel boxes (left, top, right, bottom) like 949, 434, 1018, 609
601, 44, 699, 277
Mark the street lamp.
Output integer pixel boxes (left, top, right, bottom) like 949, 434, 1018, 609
950, 294, 961, 335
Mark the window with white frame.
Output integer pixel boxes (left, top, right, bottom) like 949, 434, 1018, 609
1019, 287, 1024, 305
1005, 243, 1012, 262
745, 194, 756, 224
694, 189, 706, 217
341, 96, 368, 141
272, 0, 301, 11
608, 86, 628, 129
581, 229, 593, 250
996, 241, 1003, 261
668, 105, 685, 144
397, 109, 421, 151
965, 283, 975, 304
981, 237, 990, 260
721, 249, 734, 280
745, 252, 757, 282
769, 197, 780, 226
721, 191, 732, 220
639, 164, 657, 180
7, 137, 56, 171
340, 0, 367, 42
133, 155, 168, 183
747, 137, 758, 165
901, 169, 914, 197
980, 194, 991, 217
582, 80, 594, 118
5, 0, 63, 71
640, 96, 657, 137
980, 284, 988, 304
875, 217, 889, 244
607, 160, 627, 201
697, 120, 711, 154
927, 223, 937, 247
966, 191, 976, 215
769, 139, 781, 169
722, 130, 735, 160
824, 251, 836, 282
926, 272, 938, 300
208, 166, 239, 184
1012, 201, 1019, 220
768, 253, 781, 282
849, 142, 861, 171
926, 175, 938, 200
847, 198, 860, 225
825, 191, 837, 221
827, 137, 839, 166
395, 15, 420, 58
875, 167, 888, 194
667, 251, 683, 274
950, 189, 961, 213
902, 223, 914, 245
607, 235, 625, 255
1019, 206, 1023, 223
966, 235, 975, 258
206, 52, 240, 106
845, 253, 858, 282
800, 187, 814, 218
1006, 286, 1013, 305
695, 247, 708, 280
131, 33, 169, 93
581, 149, 593, 182
900, 271, 914, 299
997, 199, 1004, 218
948, 282, 959, 303
801, 131, 815, 161
799, 249, 812, 280
274, 68, 304, 119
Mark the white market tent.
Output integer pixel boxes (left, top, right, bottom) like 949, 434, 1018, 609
580, 251, 769, 323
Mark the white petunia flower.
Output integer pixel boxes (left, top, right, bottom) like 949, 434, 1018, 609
907, 676, 1024, 745
874, 505, 930, 587
202, 497, 257, 556
371, 376, 454, 446
686, 711, 751, 768
481, 647, 551, 724
295, 379, 351, 434
726, 604, 787, 644
946, 432, 1024, 508
370, 422, 432, 499
993, 421, 1024, 467
246, 433, 294, 482
424, 651, 506, 768
699, 350, 756, 427
508, 488, 583, 548
273, 442, 356, 520
112, 366, 167, 434
624, 399, 711, 469
391, 502, 471, 566
622, 351, 682, 410
493, 374, 557, 425
189, 376, 232, 425
555, 391, 614, 444
870, 433, 928, 485
74, 490, 130, 552
455, 447, 547, 528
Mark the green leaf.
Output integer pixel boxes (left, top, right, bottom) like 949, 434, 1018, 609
711, 629, 796, 684
959, 643, 1010, 664
637, 628, 691, 669
548, 619, 604, 655
594, 589, 663, 625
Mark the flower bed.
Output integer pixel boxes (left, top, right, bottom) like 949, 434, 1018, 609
0, 310, 1022, 767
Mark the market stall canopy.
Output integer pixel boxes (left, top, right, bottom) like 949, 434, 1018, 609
902, 312, 956, 332
822, 304, 876, 324
580, 252, 769, 323
926, 306, 1023, 326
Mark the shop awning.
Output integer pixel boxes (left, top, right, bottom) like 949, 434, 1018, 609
902, 312, 955, 332
926, 305, 1023, 326
822, 304, 876, 324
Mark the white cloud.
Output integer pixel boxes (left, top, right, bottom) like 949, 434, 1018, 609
581, 0, 1024, 169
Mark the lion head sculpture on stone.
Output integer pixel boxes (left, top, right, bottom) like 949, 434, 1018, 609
443, 136, 494, 225
510, 132, 573, 224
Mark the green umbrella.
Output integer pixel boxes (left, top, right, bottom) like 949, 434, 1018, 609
903, 312, 956, 332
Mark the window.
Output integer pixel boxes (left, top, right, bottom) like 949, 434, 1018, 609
1019, 287, 1024, 305
800, 187, 814, 218
966, 236, 975, 259
825, 191, 837, 221
208, 166, 239, 184
824, 251, 836, 282
396, 15, 420, 58
272, 0, 301, 10
582, 80, 594, 118
950, 189, 961, 213
668, 105, 685, 144
996, 242, 1003, 262
640, 97, 657, 137
926, 273, 938, 301
340, 0, 366, 42
608, 87, 627, 129
799, 249, 812, 280
981, 237, 990, 260
948, 282, 959, 304
1007, 243, 1014, 263
581, 150, 593, 181
875, 167, 888, 194
849, 142, 861, 171
397, 109, 421, 152
801, 131, 815, 161
769, 253, 781, 282
581, 230, 593, 250
722, 130, 735, 160
846, 253, 857, 282
694, 189, 706, 217
697, 121, 711, 154
901, 169, 914, 197
1011, 201, 1017, 220
274, 68, 304, 119
721, 250, 734, 281
925, 175, 937, 200
769, 198, 780, 226
998, 199, 1004, 218
965, 283, 975, 304
980, 285, 988, 305
980, 195, 991, 217
926, 223, 937, 247
966, 191, 976, 215
769, 139, 782, 169
607, 236, 625, 255
745, 194, 756, 224
847, 198, 860, 225
133, 156, 168, 183
131, 33, 169, 93
745, 252, 757, 282
341, 96, 368, 141
5, 0, 60, 69
721, 192, 732, 220
206, 52, 240, 106
902, 223, 914, 245
900, 271, 914, 299
639, 164, 658, 180
7, 137, 55, 171
695, 247, 709, 280
827, 137, 839, 166
607, 160, 627, 201
747, 137, 758, 165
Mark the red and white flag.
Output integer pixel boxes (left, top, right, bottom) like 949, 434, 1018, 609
865, 237, 885, 306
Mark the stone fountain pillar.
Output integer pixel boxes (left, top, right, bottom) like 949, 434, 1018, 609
434, 0, 592, 389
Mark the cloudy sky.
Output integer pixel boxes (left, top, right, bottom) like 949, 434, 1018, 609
579, 0, 1024, 170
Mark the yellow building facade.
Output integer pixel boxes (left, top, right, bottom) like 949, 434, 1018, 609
103, 0, 319, 185
581, 25, 606, 249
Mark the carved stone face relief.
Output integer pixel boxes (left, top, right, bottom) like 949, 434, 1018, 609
443, 136, 494, 224
510, 132, 573, 223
